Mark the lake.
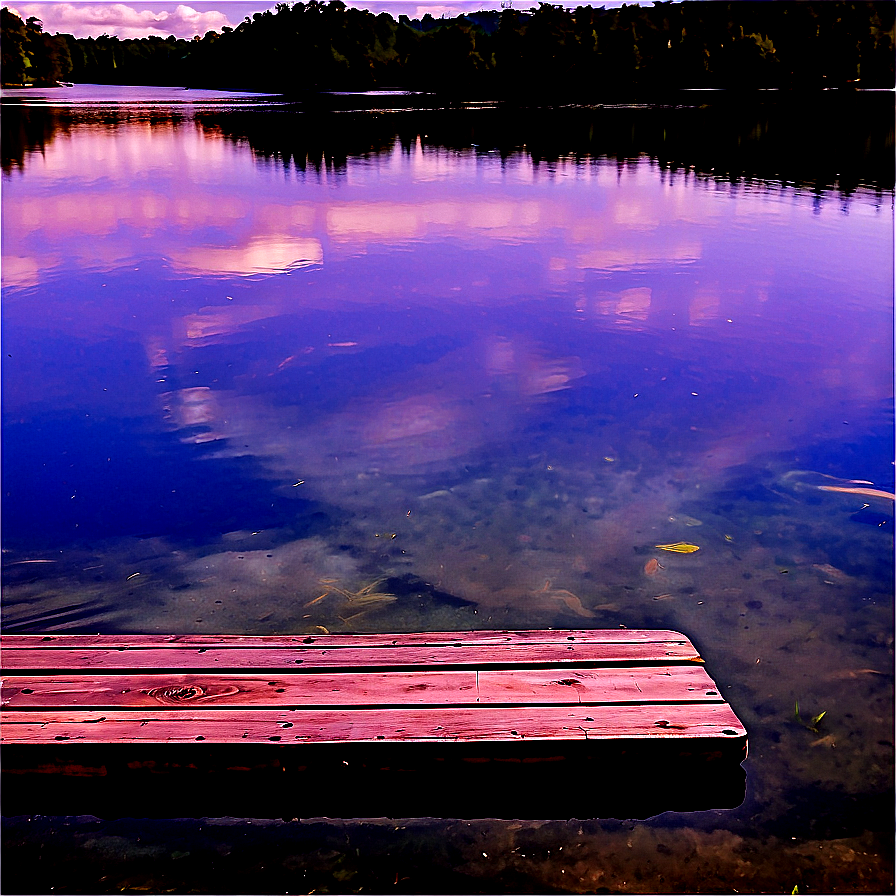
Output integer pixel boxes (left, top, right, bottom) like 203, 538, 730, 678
1, 85, 893, 894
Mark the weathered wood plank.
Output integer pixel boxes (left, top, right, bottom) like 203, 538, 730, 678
0, 640, 701, 671
0, 671, 475, 708
0, 630, 686, 649
477, 666, 721, 703
0, 703, 747, 745
1, 665, 722, 708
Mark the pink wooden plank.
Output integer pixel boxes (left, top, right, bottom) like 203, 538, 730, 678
0, 640, 701, 671
477, 666, 721, 703
0, 630, 689, 649
0, 703, 747, 745
1, 671, 474, 708
1, 666, 722, 709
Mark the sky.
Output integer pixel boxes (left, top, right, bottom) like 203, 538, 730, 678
5, 0, 633, 40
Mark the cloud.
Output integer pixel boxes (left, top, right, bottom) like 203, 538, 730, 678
6, 3, 236, 39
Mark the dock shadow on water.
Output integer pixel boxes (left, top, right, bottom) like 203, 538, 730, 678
1, 87, 893, 894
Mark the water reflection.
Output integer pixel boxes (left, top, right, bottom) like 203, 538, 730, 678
195, 94, 895, 193
176, 235, 324, 276
1, 88, 893, 893
3, 99, 891, 570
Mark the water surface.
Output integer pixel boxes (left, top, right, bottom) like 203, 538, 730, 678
2, 86, 893, 894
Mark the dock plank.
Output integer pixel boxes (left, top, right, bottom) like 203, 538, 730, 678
0, 702, 747, 745
1, 665, 721, 708
0, 640, 701, 671
0, 630, 686, 649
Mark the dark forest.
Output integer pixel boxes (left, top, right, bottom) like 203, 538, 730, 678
2, 1, 895, 95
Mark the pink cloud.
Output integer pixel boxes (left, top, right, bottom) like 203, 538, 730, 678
6, 3, 237, 39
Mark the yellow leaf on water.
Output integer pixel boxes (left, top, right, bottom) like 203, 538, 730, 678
655, 542, 700, 553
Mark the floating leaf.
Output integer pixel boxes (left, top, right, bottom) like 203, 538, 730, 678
655, 542, 700, 553
795, 700, 827, 733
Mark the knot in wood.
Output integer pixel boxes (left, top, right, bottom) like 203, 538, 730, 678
554, 678, 583, 687
147, 684, 206, 704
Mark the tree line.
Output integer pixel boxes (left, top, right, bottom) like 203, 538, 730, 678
2, 1, 894, 94
2, 8, 72, 86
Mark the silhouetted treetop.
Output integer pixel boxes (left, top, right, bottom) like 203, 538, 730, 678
2, 7, 72, 86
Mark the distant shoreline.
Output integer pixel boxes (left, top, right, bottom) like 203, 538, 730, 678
2, 81, 72, 89
2, 80, 885, 99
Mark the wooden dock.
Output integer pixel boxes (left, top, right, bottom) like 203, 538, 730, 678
0, 630, 748, 818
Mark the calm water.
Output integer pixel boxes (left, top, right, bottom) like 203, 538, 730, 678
1, 86, 893, 894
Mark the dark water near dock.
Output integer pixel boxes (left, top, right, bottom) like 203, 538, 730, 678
1, 86, 893, 894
